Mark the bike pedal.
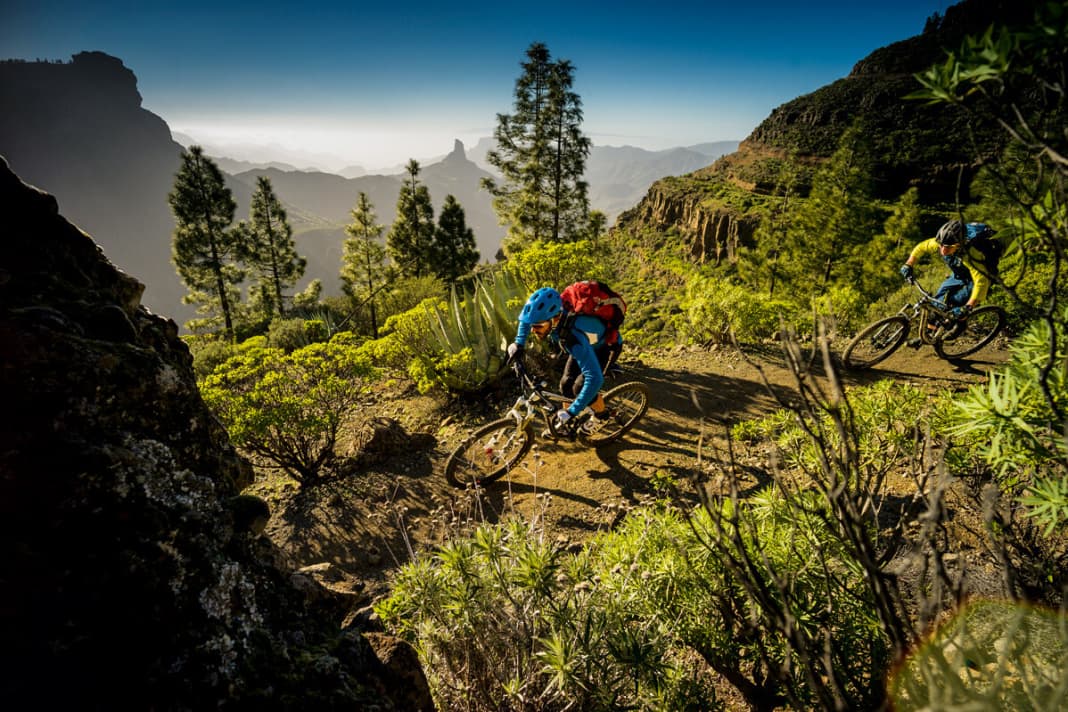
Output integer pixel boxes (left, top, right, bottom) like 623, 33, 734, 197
907, 338, 922, 349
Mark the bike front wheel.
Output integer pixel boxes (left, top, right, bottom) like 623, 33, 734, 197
444, 419, 533, 488
934, 306, 1006, 360
579, 381, 650, 447
842, 316, 911, 370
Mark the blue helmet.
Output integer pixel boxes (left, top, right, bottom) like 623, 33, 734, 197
519, 287, 563, 325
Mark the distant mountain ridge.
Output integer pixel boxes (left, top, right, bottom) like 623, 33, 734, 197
223, 141, 504, 295
0, 52, 186, 320
1, 51, 737, 325
466, 137, 737, 218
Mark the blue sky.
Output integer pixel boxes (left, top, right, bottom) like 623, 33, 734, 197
2, 0, 952, 170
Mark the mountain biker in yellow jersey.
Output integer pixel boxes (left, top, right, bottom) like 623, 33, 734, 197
898, 219, 993, 345
506, 287, 614, 435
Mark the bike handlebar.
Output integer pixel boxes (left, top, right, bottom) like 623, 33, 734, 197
905, 276, 950, 310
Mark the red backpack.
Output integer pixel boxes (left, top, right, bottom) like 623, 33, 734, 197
560, 280, 627, 345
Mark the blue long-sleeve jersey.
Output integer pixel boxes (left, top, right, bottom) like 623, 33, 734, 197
514, 313, 608, 415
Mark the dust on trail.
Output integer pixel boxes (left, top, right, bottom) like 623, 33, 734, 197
261, 341, 1007, 586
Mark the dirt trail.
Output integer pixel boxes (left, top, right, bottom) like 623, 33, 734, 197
259, 341, 1008, 587
475, 342, 1005, 544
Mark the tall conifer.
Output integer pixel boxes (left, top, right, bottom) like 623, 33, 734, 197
168, 146, 245, 340
386, 160, 435, 278
783, 125, 879, 295
547, 59, 592, 242
484, 42, 592, 251
740, 157, 804, 297
246, 176, 305, 318
340, 192, 390, 338
432, 195, 480, 284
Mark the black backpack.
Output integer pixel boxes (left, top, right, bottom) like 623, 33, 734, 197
965, 223, 1006, 275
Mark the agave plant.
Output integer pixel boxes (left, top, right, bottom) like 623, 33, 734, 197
423, 269, 527, 391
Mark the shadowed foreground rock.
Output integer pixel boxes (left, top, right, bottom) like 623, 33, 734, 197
0, 156, 431, 710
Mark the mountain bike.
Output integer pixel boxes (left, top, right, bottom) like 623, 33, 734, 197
444, 359, 650, 488
841, 277, 1007, 370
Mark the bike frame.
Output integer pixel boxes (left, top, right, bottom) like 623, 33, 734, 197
506, 359, 585, 440
900, 277, 954, 345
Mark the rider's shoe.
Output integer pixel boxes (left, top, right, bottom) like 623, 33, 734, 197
907, 338, 922, 348
580, 412, 612, 435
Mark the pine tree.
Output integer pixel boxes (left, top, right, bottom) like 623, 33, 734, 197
781, 125, 879, 297
546, 58, 592, 242
879, 187, 924, 251
860, 187, 924, 299
386, 159, 436, 278
432, 195, 480, 284
340, 192, 390, 338
483, 42, 592, 251
168, 146, 246, 340
739, 157, 804, 297
246, 176, 305, 319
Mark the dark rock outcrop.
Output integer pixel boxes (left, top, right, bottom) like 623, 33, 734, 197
740, 0, 1044, 202
0, 52, 188, 322
0, 156, 429, 709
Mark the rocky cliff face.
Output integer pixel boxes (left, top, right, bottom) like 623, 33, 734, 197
739, 0, 1043, 202
0, 52, 188, 322
617, 0, 1046, 252
618, 184, 759, 264
0, 157, 430, 710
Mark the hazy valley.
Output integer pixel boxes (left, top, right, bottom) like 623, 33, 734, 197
0, 53, 736, 324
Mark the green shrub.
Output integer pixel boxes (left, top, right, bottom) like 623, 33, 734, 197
889, 600, 1068, 711
940, 311, 1068, 534
377, 515, 717, 711
506, 239, 600, 292
811, 282, 868, 336
379, 491, 889, 710
266, 317, 329, 352
681, 275, 803, 344
186, 336, 239, 380
355, 271, 526, 394
732, 379, 929, 482
199, 333, 376, 485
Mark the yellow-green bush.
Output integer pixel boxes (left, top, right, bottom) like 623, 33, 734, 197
506, 239, 600, 291
680, 275, 802, 344
200, 332, 376, 485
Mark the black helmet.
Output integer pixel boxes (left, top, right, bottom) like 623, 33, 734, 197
936, 220, 965, 246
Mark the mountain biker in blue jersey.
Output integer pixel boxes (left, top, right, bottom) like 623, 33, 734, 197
506, 287, 613, 435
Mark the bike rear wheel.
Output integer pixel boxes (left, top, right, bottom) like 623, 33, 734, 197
579, 381, 650, 447
444, 419, 533, 488
842, 316, 911, 370
934, 306, 1006, 359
